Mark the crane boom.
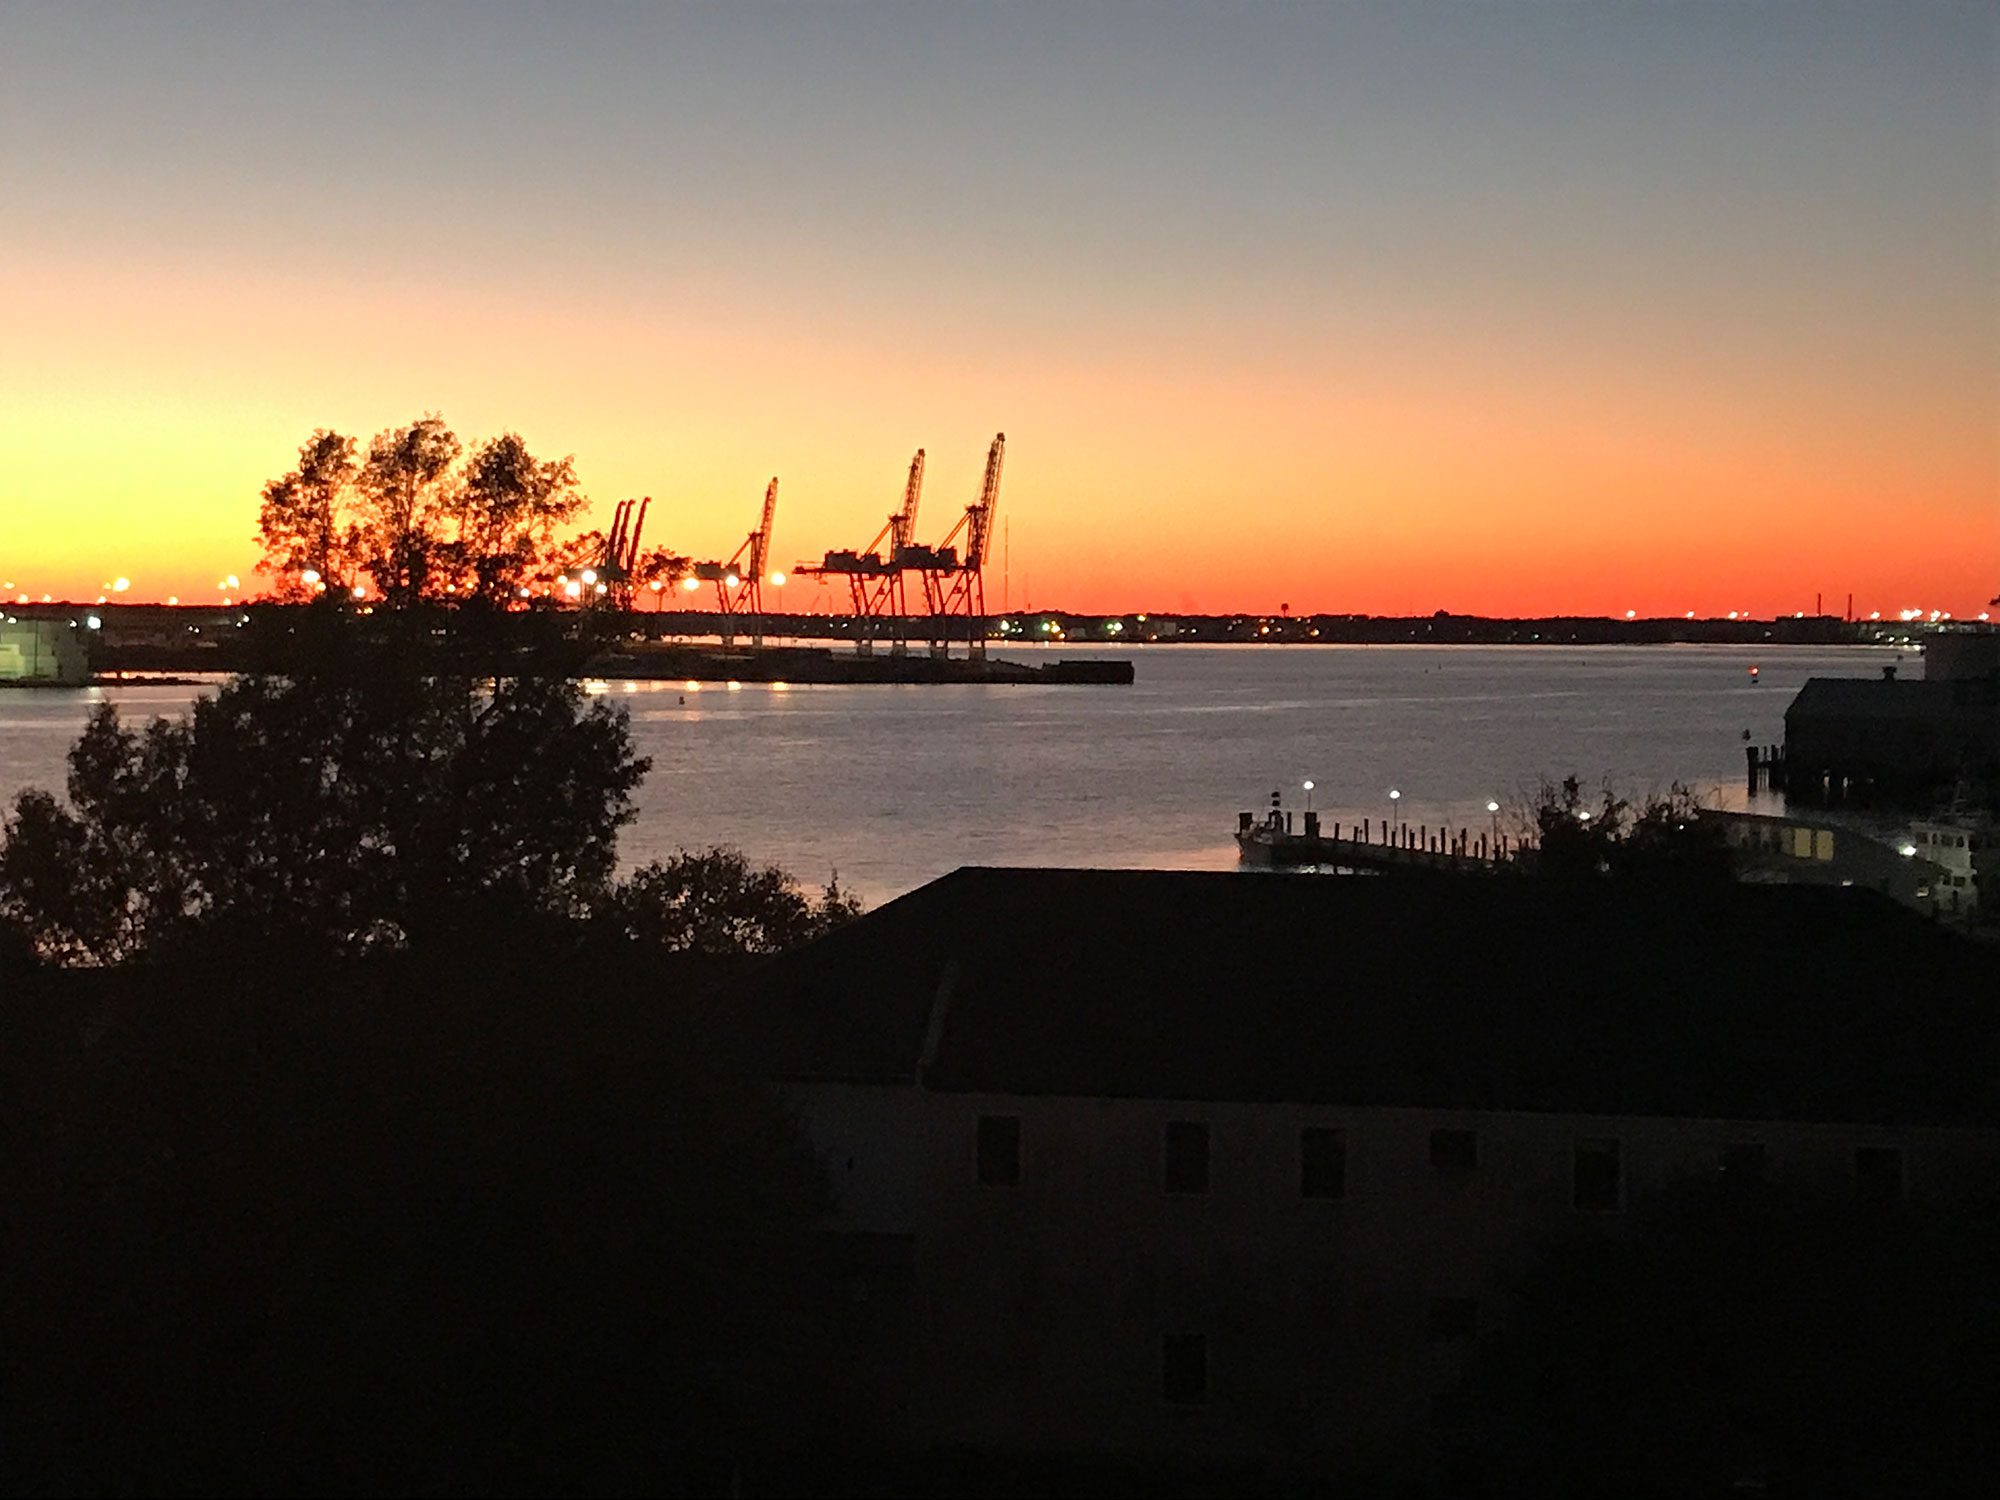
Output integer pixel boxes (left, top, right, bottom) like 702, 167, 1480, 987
749, 477, 778, 582
966, 432, 1004, 569
894, 448, 925, 553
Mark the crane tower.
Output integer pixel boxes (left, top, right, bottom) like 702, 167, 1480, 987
917, 432, 1005, 659
691, 477, 779, 644
794, 448, 927, 655
596, 496, 650, 610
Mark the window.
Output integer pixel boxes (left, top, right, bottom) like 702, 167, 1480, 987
1300, 1127, 1346, 1199
1574, 1138, 1622, 1211
1719, 1142, 1768, 1181
1854, 1146, 1903, 1205
1430, 1128, 1478, 1175
1163, 1120, 1210, 1195
1161, 1333, 1207, 1404
1428, 1297, 1479, 1341
976, 1114, 1020, 1187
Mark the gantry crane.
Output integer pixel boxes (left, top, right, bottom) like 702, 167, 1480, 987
794, 448, 926, 654
916, 432, 1005, 659
596, 496, 650, 610
691, 477, 779, 644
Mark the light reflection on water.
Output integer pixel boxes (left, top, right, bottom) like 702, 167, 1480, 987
0, 644, 1899, 905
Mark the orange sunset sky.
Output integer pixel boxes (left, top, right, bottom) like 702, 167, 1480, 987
2, 3, 1994, 618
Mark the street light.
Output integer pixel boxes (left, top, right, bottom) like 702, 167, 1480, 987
1303, 779, 1315, 813
1389, 788, 1402, 833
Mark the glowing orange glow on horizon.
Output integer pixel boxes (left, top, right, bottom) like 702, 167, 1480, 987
1, 242, 1991, 621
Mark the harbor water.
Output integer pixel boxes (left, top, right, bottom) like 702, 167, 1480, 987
0, 643, 1897, 906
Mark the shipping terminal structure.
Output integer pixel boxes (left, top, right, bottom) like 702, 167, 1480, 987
795, 432, 1006, 661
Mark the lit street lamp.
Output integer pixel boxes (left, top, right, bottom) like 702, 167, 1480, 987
1303, 779, 1315, 813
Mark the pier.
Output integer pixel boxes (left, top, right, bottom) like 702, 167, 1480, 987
1236, 806, 1517, 873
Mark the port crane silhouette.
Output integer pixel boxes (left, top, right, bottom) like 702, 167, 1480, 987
594, 496, 650, 610
916, 432, 1004, 659
795, 448, 927, 655
690, 477, 779, 644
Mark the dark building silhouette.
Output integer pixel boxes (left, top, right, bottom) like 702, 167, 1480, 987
744, 868, 2000, 1475
1783, 630, 2000, 806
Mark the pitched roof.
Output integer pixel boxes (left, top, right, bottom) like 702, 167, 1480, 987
745, 867, 2000, 1128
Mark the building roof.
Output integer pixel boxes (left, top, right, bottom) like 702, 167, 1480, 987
744, 867, 2000, 1128
1787, 675, 2000, 724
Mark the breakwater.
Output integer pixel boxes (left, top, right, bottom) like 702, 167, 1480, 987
583, 642, 1131, 685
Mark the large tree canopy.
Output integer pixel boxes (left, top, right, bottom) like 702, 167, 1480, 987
603, 847, 864, 954
254, 415, 627, 608
449, 431, 587, 605
0, 658, 650, 964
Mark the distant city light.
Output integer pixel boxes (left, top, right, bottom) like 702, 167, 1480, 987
86, 615, 101, 629
225, 575, 239, 590
724, 573, 740, 587
301, 570, 320, 585
769, 571, 786, 585
564, 581, 582, 598
1625, 609, 1636, 619
112, 577, 130, 592
1487, 801, 1500, 813
166, 596, 178, 605
351, 585, 366, 598
580, 569, 597, 584
682, 577, 701, 592
1303, 780, 1314, 792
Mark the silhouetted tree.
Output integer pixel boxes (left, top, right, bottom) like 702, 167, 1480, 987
632, 541, 695, 602
1523, 775, 1732, 886
0, 658, 649, 964
357, 413, 462, 605
604, 847, 864, 954
254, 428, 363, 599
446, 431, 587, 606
0, 943, 833, 1494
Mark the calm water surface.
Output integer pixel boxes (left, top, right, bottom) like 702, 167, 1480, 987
0, 644, 1899, 905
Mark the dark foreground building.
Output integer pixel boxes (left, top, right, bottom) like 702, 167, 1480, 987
1783, 630, 2000, 806
744, 868, 2000, 1481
